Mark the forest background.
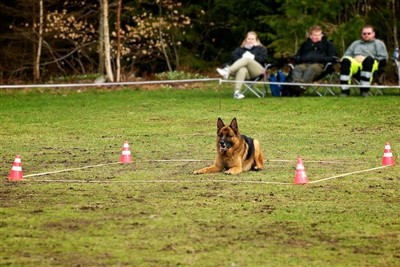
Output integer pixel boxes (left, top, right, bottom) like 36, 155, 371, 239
0, 0, 398, 84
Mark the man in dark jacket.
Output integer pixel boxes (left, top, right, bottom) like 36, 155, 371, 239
291, 25, 337, 84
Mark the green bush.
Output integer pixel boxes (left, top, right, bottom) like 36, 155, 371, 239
155, 70, 207, 80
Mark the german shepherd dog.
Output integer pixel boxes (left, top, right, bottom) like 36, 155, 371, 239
194, 118, 264, 175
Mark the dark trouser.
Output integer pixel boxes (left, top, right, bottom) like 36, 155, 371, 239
340, 56, 376, 95
291, 63, 324, 83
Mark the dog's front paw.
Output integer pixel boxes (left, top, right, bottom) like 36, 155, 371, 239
224, 169, 241, 175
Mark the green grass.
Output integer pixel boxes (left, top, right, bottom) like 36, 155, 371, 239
1, 85, 399, 266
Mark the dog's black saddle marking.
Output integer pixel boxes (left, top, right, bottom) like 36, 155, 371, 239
242, 135, 254, 160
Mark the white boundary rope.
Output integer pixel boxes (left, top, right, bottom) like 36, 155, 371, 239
16, 158, 396, 185
0, 78, 399, 90
20, 158, 355, 179
23, 162, 121, 178
27, 179, 293, 185
0, 78, 220, 89
143, 159, 209, 162
268, 159, 348, 164
309, 165, 391, 184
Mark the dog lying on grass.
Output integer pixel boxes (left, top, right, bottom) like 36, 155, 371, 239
194, 118, 264, 175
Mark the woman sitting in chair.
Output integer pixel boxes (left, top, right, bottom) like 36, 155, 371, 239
217, 31, 268, 99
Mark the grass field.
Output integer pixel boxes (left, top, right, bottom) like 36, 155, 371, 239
1, 84, 399, 266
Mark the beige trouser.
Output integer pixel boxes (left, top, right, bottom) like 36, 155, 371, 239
228, 57, 264, 91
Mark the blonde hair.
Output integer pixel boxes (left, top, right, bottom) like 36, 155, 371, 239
241, 31, 263, 47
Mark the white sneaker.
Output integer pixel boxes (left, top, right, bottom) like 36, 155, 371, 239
234, 91, 245, 99
217, 67, 229, 79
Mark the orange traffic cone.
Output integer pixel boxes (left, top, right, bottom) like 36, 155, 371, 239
294, 158, 309, 184
119, 141, 133, 163
8, 155, 24, 181
382, 142, 395, 166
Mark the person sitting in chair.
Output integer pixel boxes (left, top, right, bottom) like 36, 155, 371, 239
287, 25, 337, 95
216, 31, 268, 99
340, 25, 388, 97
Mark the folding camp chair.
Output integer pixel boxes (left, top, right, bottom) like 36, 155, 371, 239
393, 57, 400, 86
307, 62, 339, 96
349, 62, 387, 96
242, 63, 273, 98
286, 61, 338, 96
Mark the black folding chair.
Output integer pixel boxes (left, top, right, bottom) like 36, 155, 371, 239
286, 61, 339, 96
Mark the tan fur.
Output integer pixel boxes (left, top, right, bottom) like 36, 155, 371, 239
194, 118, 264, 175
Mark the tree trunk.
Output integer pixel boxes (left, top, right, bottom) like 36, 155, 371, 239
116, 0, 122, 82
159, 28, 172, 72
33, 0, 43, 82
100, 0, 114, 82
98, 5, 104, 76
392, 0, 398, 49
157, 2, 172, 72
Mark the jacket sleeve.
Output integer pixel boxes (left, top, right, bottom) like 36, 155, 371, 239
230, 48, 243, 64
322, 41, 337, 63
375, 40, 388, 61
293, 42, 306, 63
254, 46, 268, 65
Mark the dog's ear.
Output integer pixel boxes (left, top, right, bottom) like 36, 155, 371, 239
229, 118, 238, 133
217, 118, 225, 131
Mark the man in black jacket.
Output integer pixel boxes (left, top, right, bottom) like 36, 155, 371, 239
291, 25, 337, 84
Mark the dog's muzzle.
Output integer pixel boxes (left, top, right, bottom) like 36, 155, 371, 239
219, 141, 231, 152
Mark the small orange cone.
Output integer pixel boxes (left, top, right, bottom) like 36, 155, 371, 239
294, 158, 309, 184
119, 141, 133, 163
382, 142, 395, 166
8, 155, 24, 181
